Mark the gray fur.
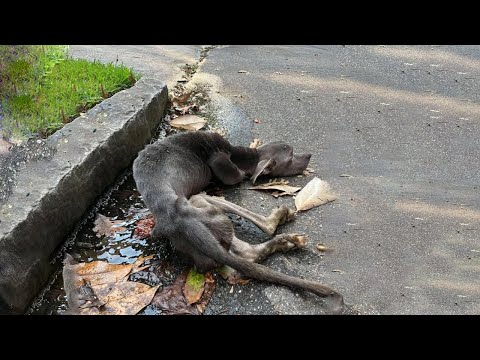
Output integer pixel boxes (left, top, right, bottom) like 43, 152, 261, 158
132, 131, 344, 313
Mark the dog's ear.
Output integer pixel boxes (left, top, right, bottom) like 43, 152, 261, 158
251, 159, 276, 184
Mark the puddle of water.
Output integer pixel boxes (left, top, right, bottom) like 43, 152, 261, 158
28, 172, 183, 315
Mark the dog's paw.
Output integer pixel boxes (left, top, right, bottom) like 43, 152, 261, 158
272, 233, 308, 253
272, 205, 296, 225
287, 233, 308, 248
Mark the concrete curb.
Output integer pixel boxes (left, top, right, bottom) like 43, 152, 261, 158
0, 77, 168, 313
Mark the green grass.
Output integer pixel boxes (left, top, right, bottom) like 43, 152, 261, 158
0, 45, 139, 138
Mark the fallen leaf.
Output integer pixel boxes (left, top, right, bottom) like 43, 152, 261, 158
316, 243, 332, 253
238, 70, 248, 74
339, 174, 353, 178
331, 269, 343, 273
93, 214, 127, 238
183, 268, 206, 305
172, 90, 192, 106
151, 270, 200, 315
254, 118, 261, 123
271, 191, 295, 198
177, 105, 193, 115
217, 265, 251, 285
0, 139, 13, 154
133, 215, 155, 239
69, 261, 134, 286
249, 179, 301, 197
302, 168, 315, 176
170, 114, 207, 131
295, 177, 336, 212
249, 138, 261, 148
130, 255, 155, 275
63, 254, 160, 315
91, 282, 160, 315
196, 273, 216, 313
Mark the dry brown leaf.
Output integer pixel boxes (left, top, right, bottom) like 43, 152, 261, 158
303, 168, 315, 176
68, 261, 134, 287
96, 285, 160, 315
295, 177, 336, 212
177, 105, 193, 115
183, 268, 206, 305
172, 90, 192, 106
217, 265, 251, 285
249, 179, 301, 197
151, 270, 200, 315
0, 139, 13, 154
130, 255, 155, 274
196, 273, 216, 313
170, 114, 207, 131
93, 214, 127, 238
63, 255, 159, 315
316, 243, 332, 253
91, 281, 152, 303
249, 138, 261, 148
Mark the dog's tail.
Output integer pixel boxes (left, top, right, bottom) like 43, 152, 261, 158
177, 211, 344, 314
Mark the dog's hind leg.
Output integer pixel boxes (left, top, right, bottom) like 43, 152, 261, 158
199, 194, 295, 236
230, 233, 307, 263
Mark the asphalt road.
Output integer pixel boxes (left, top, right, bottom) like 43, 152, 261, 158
195, 45, 480, 314
70, 45, 480, 315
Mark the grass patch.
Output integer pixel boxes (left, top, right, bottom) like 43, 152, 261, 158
0, 45, 139, 138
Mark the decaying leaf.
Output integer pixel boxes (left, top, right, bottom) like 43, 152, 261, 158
217, 265, 251, 285
295, 177, 336, 212
196, 273, 216, 313
177, 105, 193, 115
316, 243, 332, 253
249, 179, 301, 197
151, 270, 200, 315
171, 90, 192, 106
0, 139, 13, 154
302, 168, 315, 176
69, 260, 134, 286
170, 114, 207, 131
183, 267, 206, 305
93, 214, 127, 238
133, 215, 155, 239
249, 138, 261, 149
91, 282, 160, 315
130, 255, 155, 275
63, 254, 159, 315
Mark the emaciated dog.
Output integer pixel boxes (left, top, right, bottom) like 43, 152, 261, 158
133, 131, 343, 313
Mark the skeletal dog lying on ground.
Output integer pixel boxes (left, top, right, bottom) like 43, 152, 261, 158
132, 131, 344, 313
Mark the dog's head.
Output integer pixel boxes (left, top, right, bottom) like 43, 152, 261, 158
252, 141, 312, 183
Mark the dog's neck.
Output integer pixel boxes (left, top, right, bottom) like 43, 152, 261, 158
230, 146, 260, 176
